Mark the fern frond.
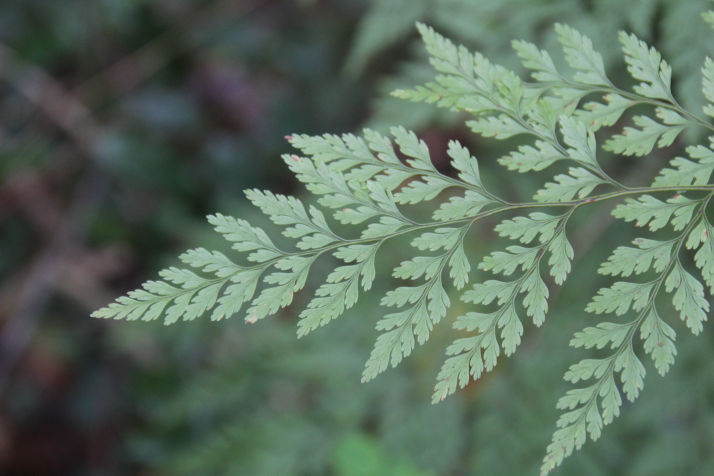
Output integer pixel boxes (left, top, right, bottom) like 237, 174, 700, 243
432, 208, 573, 403
94, 14, 714, 475
542, 194, 713, 474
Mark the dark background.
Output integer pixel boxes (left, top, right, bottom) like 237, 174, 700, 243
1, 1, 713, 475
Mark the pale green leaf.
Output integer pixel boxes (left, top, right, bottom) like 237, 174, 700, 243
598, 238, 674, 277
512, 39, 560, 83
432, 191, 494, 221
570, 322, 631, 350
466, 114, 527, 139
555, 23, 609, 86
619, 31, 673, 101
640, 308, 677, 376
586, 281, 654, 315
534, 167, 603, 202
547, 232, 574, 285
613, 347, 645, 401
559, 115, 598, 167
604, 112, 686, 157
480, 245, 540, 276
665, 262, 709, 335
447, 140, 482, 187
494, 212, 561, 244
520, 272, 549, 326
653, 142, 714, 186
612, 194, 698, 231
498, 140, 563, 172
576, 94, 635, 131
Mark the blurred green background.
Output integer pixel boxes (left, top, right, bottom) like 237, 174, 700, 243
1, 1, 714, 475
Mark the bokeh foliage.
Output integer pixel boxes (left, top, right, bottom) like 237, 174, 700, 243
1, 1, 714, 475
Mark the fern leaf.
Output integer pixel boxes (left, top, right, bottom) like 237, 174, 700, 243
654, 141, 714, 186
665, 262, 709, 335
688, 218, 714, 292
576, 94, 634, 131
555, 23, 610, 87
604, 110, 687, 157
498, 140, 562, 173
639, 308, 677, 376
598, 238, 674, 277
512, 39, 561, 83
535, 167, 604, 202
612, 194, 698, 231
619, 31, 673, 101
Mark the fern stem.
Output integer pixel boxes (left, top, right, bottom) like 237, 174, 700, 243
133, 185, 713, 324
317, 143, 508, 205
504, 107, 627, 190
533, 78, 714, 133
270, 185, 714, 263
